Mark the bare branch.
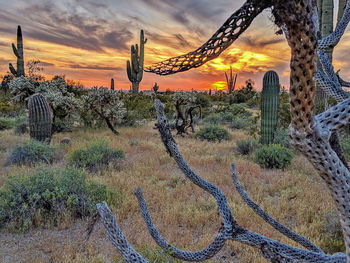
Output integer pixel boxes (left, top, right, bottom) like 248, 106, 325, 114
96, 202, 148, 263
230, 163, 323, 253
145, 0, 272, 75
134, 187, 227, 261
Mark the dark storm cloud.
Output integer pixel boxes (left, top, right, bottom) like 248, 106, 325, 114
68, 63, 123, 71
147, 32, 196, 50
0, 2, 133, 53
240, 36, 285, 49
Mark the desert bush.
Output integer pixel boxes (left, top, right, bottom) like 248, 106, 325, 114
68, 140, 124, 172
195, 93, 211, 108
196, 125, 230, 142
0, 167, 106, 232
236, 138, 260, 155
6, 140, 55, 166
229, 118, 248, 130
0, 117, 14, 130
255, 144, 293, 169
340, 135, 350, 161
273, 128, 290, 148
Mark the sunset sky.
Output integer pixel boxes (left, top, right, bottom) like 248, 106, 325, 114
0, 0, 350, 91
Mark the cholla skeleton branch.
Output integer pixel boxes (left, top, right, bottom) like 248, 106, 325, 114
98, 0, 350, 261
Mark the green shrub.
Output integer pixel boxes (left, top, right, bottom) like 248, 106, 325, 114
230, 118, 248, 130
6, 140, 55, 166
68, 140, 124, 172
196, 125, 231, 142
255, 144, 293, 169
273, 128, 290, 148
203, 113, 223, 125
236, 138, 260, 155
0, 167, 106, 232
0, 117, 14, 130
340, 135, 350, 161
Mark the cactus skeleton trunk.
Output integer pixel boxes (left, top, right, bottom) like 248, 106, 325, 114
127, 30, 147, 93
28, 94, 52, 143
9, 25, 25, 77
261, 71, 280, 145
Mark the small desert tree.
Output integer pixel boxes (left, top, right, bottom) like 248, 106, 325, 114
172, 92, 201, 135
82, 87, 126, 135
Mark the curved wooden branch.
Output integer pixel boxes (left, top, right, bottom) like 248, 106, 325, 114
134, 187, 228, 261
145, 0, 272, 75
96, 202, 148, 263
230, 163, 322, 253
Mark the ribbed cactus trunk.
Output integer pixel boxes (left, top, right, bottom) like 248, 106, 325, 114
127, 30, 147, 94
261, 71, 280, 145
111, 78, 115, 90
28, 94, 52, 143
9, 25, 25, 77
225, 66, 237, 94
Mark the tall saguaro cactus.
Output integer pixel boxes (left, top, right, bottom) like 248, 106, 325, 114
111, 78, 115, 90
9, 25, 25, 77
127, 30, 147, 94
152, 82, 159, 93
225, 66, 237, 94
28, 93, 52, 143
261, 71, 280, 145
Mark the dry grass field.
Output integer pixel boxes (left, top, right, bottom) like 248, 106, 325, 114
0, 122, 342, 262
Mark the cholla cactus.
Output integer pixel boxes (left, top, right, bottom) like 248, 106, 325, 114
9, 25, 25, 77
127, 30, 147, 94
28, 93, 52, 143
152, 82, 159, 93
36, 77, 81, 124
9, 76, 36, 103
82, 87, 126, 135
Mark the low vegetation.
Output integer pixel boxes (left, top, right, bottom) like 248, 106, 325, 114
0, 167, 106, 232
68, 139, 124, 173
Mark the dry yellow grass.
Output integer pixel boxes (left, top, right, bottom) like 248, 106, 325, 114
0, 123, 339, 262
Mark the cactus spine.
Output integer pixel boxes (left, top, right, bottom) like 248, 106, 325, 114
153, 82, 159, 93
111, 78, 115, 90
28, 94, 52, 143
127, 30, 147, 94
261, 71, 280, 145
9, 25, 25, 77
225, 66, 237, 94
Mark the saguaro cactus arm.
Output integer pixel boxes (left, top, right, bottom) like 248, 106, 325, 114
9, 25, 24, 77
318, 1, 350, 50
145, 0, 273, 75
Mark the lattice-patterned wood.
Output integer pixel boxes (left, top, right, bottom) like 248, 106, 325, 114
145, 0, 272, 75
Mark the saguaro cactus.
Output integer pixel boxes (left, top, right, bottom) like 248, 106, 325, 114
225, 66, 237, 94
9, 25, 25, 77
261, 70, 280, 145
152, 82, 159, 93
111, 78, 115, 90
127, 30, 147, 94
28, 93, 52, 143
